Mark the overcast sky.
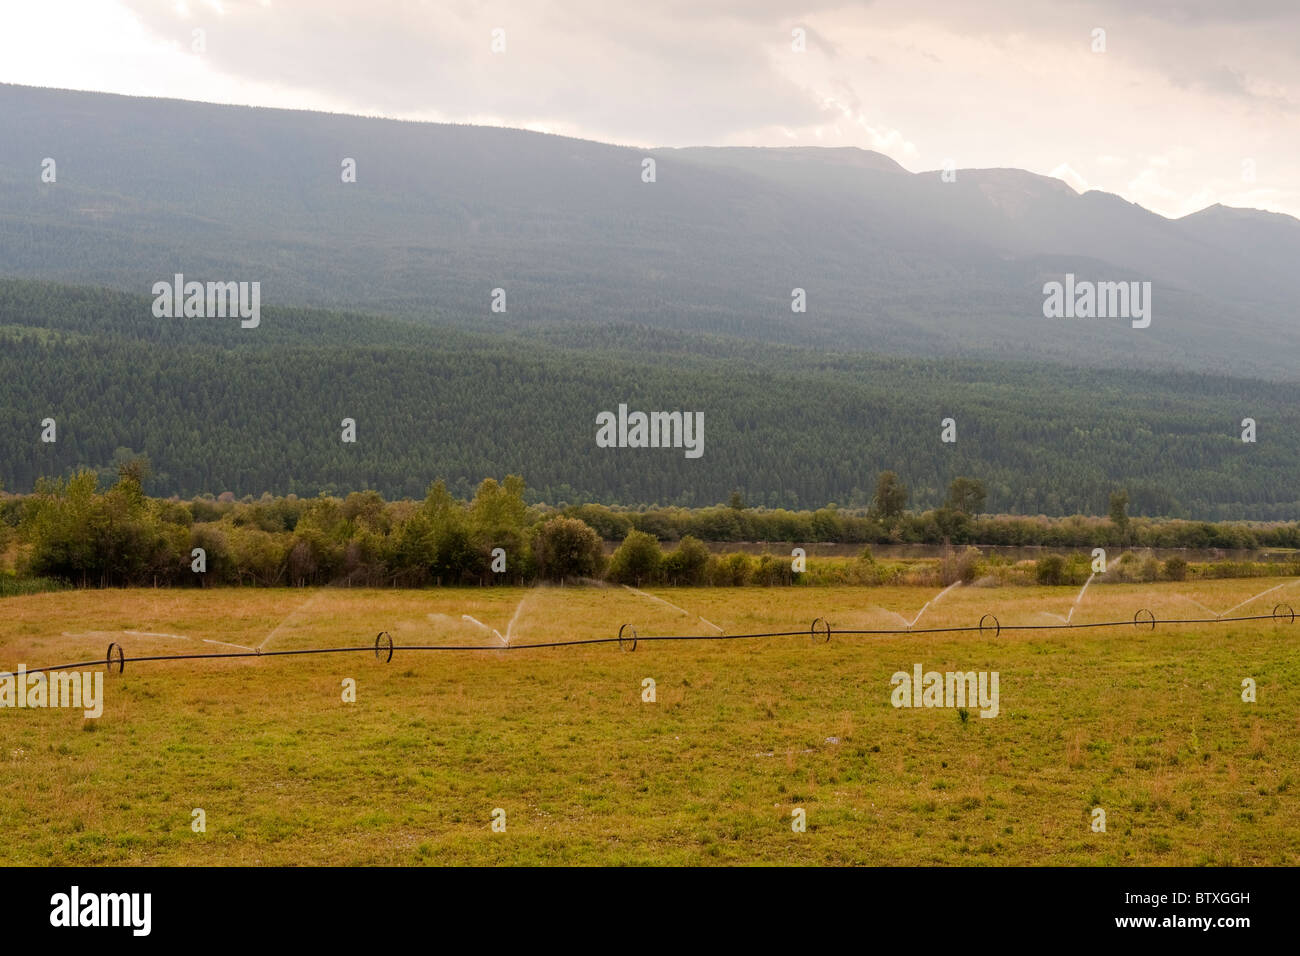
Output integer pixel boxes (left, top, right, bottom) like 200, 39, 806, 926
3, 0, 1297, 219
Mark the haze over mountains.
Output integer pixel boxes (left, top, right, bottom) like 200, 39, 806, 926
2, 83, 1298, 379
2, 84, 1298, 518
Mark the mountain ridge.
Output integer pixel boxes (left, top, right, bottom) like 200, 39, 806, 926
1, 82, 1298, 379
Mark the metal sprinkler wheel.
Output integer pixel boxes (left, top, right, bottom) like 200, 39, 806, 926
617, 624, 638, 652
1133, 608, 1156, 631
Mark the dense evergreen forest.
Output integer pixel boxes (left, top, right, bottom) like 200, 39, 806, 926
2, 280, 1298, 519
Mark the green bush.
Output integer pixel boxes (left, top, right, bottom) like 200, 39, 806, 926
709, 552, 754, 586
751, 553, 794, 586
1163, 556, 1189, 581
939, 546, 983, 585
532, 516, 605, 582
662, 535, 710, 585
607, 530, 664, 585
1035, 554, 1067, 585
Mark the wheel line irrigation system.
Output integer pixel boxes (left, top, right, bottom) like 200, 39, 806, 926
13, 604, 1296, 677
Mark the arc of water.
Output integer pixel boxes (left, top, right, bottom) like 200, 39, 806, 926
123, 630, 191, 641
905, 602, 932, 628
258, 588, 329, 651
1174, 595, 1219, 618
622, 584, 724, 633
503, 595, 529, 643
461, 614, 506, 644
203, 638, 256, 651
1064, 573, 1096, 624
1217, 579, 1297, 618
866, 607, 910, 626
906, 580, 962, 628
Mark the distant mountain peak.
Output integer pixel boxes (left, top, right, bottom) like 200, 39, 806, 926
1180, 202, 1300, 225
946, 166, 1080, 195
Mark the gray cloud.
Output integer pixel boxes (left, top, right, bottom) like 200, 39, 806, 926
24, 0, 1300, 216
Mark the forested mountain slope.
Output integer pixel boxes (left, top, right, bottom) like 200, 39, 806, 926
2, 280, 1296, 518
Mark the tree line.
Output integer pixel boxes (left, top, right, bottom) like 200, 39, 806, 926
2, 467, 1297, 589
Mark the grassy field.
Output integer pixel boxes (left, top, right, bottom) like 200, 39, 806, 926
1, 579, 1297, 865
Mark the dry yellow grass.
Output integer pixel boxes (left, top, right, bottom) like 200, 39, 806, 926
0, 578, 1297, 865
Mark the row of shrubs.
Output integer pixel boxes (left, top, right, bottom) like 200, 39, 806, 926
563, 504, 1300, 550
4, 469, 1296, 588
611, 540, 1300, 589
8, 482, 1300, 551
1030, 552, 1300, 586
